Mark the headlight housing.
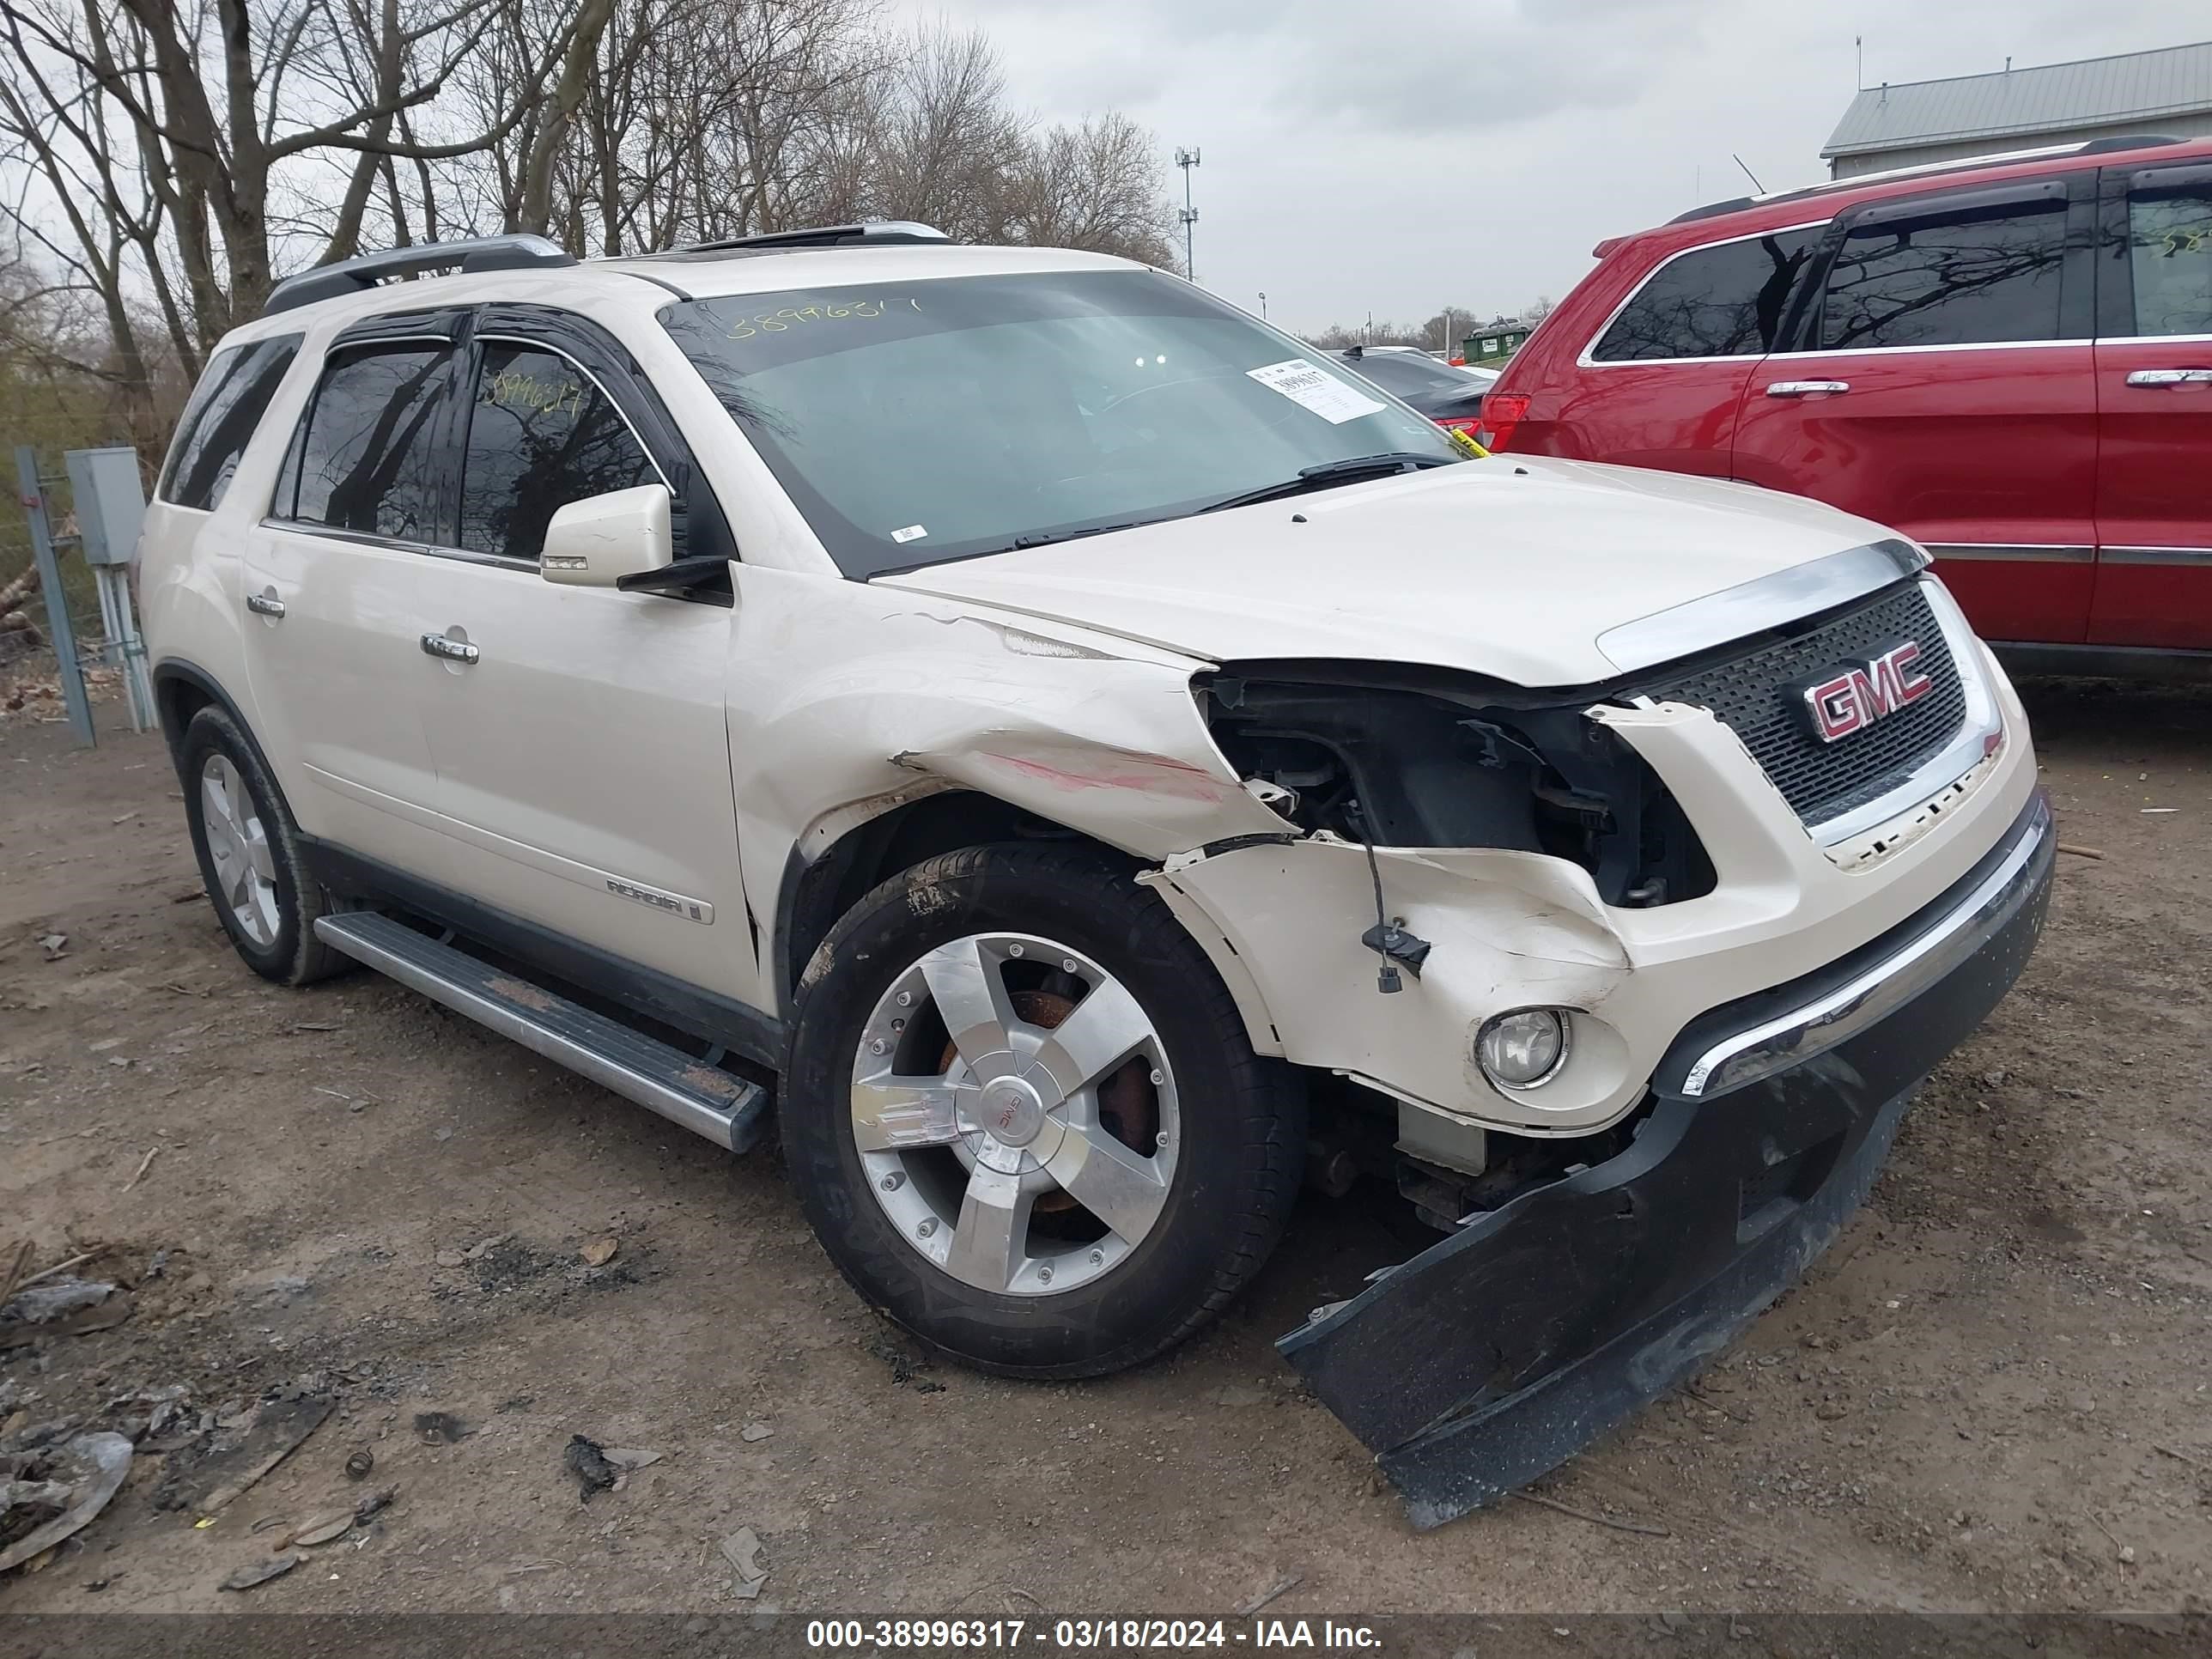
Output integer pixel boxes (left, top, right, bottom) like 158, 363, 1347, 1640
1197, 666, 1716, 908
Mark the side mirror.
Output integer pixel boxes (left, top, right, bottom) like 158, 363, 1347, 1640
540, 484, 672, 587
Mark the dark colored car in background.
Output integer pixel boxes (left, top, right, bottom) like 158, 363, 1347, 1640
1334, 346, 1496, 437
1480, 134, 2212, 672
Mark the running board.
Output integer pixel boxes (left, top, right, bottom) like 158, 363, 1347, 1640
313, 911, 769, 1152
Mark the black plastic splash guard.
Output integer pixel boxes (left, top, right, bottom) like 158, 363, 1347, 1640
1280, 791, 2054, 1528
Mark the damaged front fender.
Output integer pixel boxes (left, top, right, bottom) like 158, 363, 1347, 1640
727, 574, 1309, 1013
731, 576, 1292, 867
889, 731, 1291, 859
1144, 837, 1643, 1132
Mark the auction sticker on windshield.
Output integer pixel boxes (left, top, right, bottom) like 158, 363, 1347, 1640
1245, 359, 1388, 424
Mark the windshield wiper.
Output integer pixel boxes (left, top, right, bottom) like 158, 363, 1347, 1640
1198, 452, 1455, 514
973, 521, 1144, 556
873, 520, 1152, 577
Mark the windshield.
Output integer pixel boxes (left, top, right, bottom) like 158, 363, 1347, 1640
660, 270, 1459, 577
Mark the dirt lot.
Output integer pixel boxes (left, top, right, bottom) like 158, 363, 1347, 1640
2, 673, 2209, 1616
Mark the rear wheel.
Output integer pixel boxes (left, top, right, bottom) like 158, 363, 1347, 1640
782, 844, 1304, 1376
179, 706, 349, 986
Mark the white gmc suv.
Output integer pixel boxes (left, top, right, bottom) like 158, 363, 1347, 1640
141, 224, 2052, 1526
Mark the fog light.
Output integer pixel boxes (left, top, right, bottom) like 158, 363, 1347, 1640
1475, 1008, 1571, 1089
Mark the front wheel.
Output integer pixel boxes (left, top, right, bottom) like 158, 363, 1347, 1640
781, 844, 1305, 1377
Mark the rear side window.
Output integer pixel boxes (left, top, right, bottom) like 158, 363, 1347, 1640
457, 344, 658, 561
158, 336, 301, 511
1592, 230, 1818, 362
2125, 173, 2212, 337
1817, 198, 2068, 349
283, 345, 454, 542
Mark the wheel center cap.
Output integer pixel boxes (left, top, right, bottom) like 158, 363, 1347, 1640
981, 1077, 1047, 1147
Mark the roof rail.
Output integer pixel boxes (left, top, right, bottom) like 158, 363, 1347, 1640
1665, 133, 2192, 226
2075, 133, 2186, 156
263, 234, 576, 317
1667, 196, 1758, 226
681, 221, 951, 254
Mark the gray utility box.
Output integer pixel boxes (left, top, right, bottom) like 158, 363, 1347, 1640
65, 446, 147, 566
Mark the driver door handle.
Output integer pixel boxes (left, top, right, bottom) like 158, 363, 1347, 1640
420, 632, 479, 665
246, 592, 285, 618
1766, 380, 1851, 398
2125, 368, 2212, 387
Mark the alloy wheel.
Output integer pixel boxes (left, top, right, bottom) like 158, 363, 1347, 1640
849, 932, 1180, 1297
199, 752, 280, 947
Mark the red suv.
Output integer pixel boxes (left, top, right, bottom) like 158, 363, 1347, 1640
1485, 135, 2212, 669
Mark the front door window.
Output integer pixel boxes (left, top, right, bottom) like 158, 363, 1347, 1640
457, 344, 659, 561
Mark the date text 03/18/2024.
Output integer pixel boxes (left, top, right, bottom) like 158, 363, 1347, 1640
804, 1620, 1382, 1650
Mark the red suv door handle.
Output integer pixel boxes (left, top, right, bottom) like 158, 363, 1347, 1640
1765, 380, 1851, 398
2124, 368, 2212, 387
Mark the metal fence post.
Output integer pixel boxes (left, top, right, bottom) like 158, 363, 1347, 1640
65, 446, 156, 732
15, 443, 95, 747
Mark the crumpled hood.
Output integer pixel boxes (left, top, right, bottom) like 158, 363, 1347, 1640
873, 458, 1907, 687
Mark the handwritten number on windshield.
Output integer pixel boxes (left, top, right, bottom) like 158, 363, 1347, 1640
723, 296, 923, 341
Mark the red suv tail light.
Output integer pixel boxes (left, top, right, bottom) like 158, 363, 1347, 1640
1480, 393, 1530, 452
1434, 415, 1482, 434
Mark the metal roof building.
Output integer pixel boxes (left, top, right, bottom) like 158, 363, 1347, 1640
1822, 40, 2212, 179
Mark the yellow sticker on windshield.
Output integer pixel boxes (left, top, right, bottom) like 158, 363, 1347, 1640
1449, 428, 1490, 458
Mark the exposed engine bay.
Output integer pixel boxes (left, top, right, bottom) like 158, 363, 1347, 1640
1198, 664, 1716, 908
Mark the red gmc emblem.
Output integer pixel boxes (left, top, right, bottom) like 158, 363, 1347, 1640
1798, 641, 1933, 743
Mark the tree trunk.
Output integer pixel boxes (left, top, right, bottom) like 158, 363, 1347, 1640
519, 0, 617, 237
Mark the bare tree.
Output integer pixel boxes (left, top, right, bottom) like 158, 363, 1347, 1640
1, 0, 1183, 459
997, 112, 1176, 265
866, 22, 1018, 241
517, 0, 615, 235
0, 3, 173, 414
447, 5, 1176, 264
1, 1, 595, 339
463, 0, 886, 250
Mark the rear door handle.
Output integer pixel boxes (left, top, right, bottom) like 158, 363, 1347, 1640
246, 592, 285, 618
420, 632, 479, 665
1765, 380, 1851, 398
2124, 368, 2212, 387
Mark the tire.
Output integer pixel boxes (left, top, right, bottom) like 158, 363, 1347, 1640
179, 704, 349, 986
782, 842, 1306, 1378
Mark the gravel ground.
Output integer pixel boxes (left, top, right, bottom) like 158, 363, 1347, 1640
1, 675, 2208, 1614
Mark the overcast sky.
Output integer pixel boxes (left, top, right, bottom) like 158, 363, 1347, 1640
927, 0, 2206, 334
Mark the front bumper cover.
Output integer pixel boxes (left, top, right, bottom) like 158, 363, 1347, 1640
1280, 792, 2055, 1528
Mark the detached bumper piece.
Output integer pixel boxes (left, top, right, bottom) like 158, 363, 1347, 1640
1281, 793, 2054, 1529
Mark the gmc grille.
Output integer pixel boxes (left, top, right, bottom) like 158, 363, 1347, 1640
1634, 581, 1968, 828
